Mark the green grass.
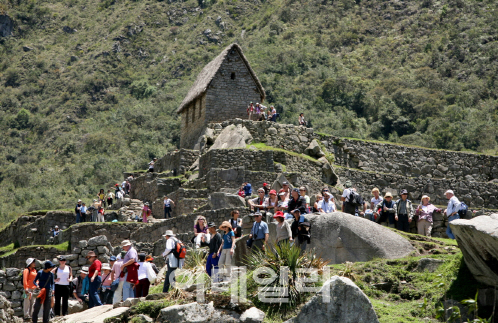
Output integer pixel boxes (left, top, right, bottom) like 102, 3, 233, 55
247, 143, 321, 163
0, 243, 15, 256
0, 241, 70, 258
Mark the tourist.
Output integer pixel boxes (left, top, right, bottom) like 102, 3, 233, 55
443, 190, 461, 239
142, 202, 151, 223
72, 268, 89, 306
120, 240, 138, 301
97, 204, 105, 222
270, 106, 277, 122
135, 254, 152, 298
162, 230, 184, 293
263, 182, 270, 197
86, 251, 102, 308
206, 222, 222, 279
415, 195, 441, 237
80, 203, 87, 223
237, 186, 245, 198
106, 190, 114, 207
298, 113, 307, 126
396, 189, 414, 232
341, 182, 367, 216
111, 251, 126, 304
374, 192, 397, 228
75, 200, 82, 224
217, 221, 235, 282
229, 210, 242, 238
54, 256, 73, 316
299, 186, 310, 212
115, 189, 124, 207
313, 194, 323, 212
263, 189, 279, 213
53, 226, 60, 237
370, 188, 383, 210
274, 211, 292, 247
145, 255, 159, 274
32, 261, 56, 323
97, 189, 105, 204
243, 182, 252, 197
23, 258, 38, 321
92, 199, 100, 222
148, 158, 157, 172
286, 188, 307, 219
247, 102, 254, 120
281, 181, 291, 201
100, 263, 113, 304
248, 188, 268, 212
124, 181, 131, 195
277, 189, 289, 213
290, 208, 310, 252
163, 195, 175, 219
255, 103, 262, 120
318, 192, 336, 213
193, 215, 210, 248
249, 212, 269, 252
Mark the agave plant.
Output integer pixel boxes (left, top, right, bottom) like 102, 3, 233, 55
244, 241, 329, 312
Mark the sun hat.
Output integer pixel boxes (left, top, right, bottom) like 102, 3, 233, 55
102, 263, 111, 271
371, 187, 380, 194
162, 230, 175, 237
146, 255, 154, 261
299, 186, 306, 191
26, 258, 35, 267
292, 188, 300, 193
400, 189, 408, 195
282, 181, 289, 186
253, 212, 262, 216
421, 195, 430, 201
384, 192, 393, 198
58, 256, 66, 261
269, 189, 277, 195
55, 225, 59, 229
207, 222, 217, 228
78, 199, 82, 202
263, 183, 268, 187
219, 221, 233, 230
109, 256, 117, 262
86, 251, 97, 258
445, 190, 454, 195
120, 240, 132, 247
44, 261, 56, 269
79, 267, 89, 274
273, 211, 285, 218
291, 209, 302, 214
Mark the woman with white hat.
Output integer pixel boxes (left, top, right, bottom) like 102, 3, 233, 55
99, 263, 113, 304
162, 230, 184, 293
415, 195, 441, 237
23, 258, 38, 321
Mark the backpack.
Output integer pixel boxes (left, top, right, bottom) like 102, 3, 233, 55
171, 238, 186, 259
458, 202, 468, 218
348, 190, 364, 207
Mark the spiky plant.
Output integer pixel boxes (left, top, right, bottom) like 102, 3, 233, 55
244, 241, 329, 313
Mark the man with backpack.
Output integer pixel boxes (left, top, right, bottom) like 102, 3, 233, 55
443, 190, 462, 239
120, 240, 138, 301
162, 230, 185, 293
395, 189, 414, 233
341, 181, 367, 216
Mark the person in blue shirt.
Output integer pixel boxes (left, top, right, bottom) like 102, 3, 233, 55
249, 212, 269, 252
243, 183, 252, 197
32, 261, 56, 323
80, 203, 87, 223
443, 190, 461, 239
217, 221, 235, 282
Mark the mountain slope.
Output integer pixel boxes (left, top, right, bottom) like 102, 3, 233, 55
0, 0, 497, 224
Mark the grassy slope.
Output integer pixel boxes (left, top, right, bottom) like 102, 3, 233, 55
1, 0, 498, 225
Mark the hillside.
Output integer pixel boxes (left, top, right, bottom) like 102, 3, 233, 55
1, 0, 498, 224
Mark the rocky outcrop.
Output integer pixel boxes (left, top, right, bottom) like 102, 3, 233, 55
0, 15, 13, 37
0, 295, 23, 323
304, 139, 325, 158
208, 192, 246, 210
450, 214, 498, 286
209, 124, 253, 150
288, 276, 379, 323
276, 212, 415, 264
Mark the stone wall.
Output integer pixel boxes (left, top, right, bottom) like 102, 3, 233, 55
205, 49, 262, 124
327, 137, 498, 182
154, 149, 200, 175
335, 167, 498, 209
0, 246, 64, 269
0, 211, 75, 248
180, 93, 207, 149
129, 173, 182, 202
0, 269, 25, 317
199, 149, 275, 177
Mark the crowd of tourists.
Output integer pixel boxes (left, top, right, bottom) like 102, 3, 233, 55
246, 102, 278, 122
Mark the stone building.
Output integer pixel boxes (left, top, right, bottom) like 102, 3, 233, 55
176, 43, 265, 149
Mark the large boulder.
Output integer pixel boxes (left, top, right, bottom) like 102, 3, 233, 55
304, 139, 325, 158
209, 124, 253, 150
159, 301, 242, 322
208, 192, 246, 210
450, 214, 498, 286
277, 212, 415, 263
289, 276, 379, 323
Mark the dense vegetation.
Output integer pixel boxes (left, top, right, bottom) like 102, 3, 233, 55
1, 0, 497, 224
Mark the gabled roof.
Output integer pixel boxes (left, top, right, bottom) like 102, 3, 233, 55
176, 43, 265, 114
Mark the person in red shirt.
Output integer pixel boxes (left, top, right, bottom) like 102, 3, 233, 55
86, 251, 103, 308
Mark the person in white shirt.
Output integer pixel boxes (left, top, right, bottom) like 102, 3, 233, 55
148, 158, 157, 173
163, 196, 175, 218
370, 187, 383, 209
443, 190, 461, 239
54, 256, 72, 316
318, 192, 336, 213
162, 230, 184, 292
